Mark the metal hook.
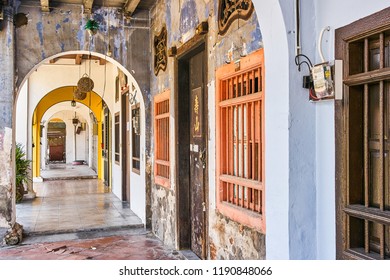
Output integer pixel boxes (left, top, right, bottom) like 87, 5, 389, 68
295, 54, 313, 73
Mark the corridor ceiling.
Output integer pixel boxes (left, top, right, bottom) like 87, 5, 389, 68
28, 0, 156, 16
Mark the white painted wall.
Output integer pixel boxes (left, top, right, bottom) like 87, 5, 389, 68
15, 81, 28, 150
252, 0, 290, 260
130, 95, 146, 224
111, 67, 122, 200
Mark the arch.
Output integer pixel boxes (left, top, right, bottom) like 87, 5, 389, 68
13, 50, 148, 225
15, 51, 145, 107
252, 1, 290, 259
31, 87, 104, 178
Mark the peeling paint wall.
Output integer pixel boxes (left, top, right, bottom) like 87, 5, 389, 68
209, 212, 265, 259
151, 185, 176, 248
0, 6, 15, 236
150, 0, 265, 259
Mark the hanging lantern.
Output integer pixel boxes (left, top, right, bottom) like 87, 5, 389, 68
77, 74, 94, 93
74, 87, 87, 100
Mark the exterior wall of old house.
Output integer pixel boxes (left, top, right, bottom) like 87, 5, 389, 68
252, 0, 390, 260
150, 0, 265, 259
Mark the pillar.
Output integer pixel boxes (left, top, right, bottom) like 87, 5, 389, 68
0, 6, 16, 238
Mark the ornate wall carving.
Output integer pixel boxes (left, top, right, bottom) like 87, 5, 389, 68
154, 26, 168, 76
218, 0, 254, 35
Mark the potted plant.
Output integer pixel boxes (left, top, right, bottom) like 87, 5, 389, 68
84, 19, 100, 36
15, 143, 31, 203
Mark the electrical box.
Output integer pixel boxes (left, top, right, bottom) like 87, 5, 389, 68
310, 62, 334, 101
308, 60, 343, 101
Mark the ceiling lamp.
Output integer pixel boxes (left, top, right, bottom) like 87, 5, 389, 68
75, 74, 94, 100
74, 87, 87, 100
77, 74, 94, 92
71, 98, 76, 107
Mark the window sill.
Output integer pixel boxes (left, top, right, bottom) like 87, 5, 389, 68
217, 201, 265, 233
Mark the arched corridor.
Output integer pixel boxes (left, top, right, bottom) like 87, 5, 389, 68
13, 51, 148, 235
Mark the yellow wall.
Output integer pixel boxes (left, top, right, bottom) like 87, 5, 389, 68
32, 86, 104, 179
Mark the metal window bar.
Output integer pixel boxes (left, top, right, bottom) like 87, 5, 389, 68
155, 98, 170, 180
219, 66, 263, 213
362, 32, 388, 259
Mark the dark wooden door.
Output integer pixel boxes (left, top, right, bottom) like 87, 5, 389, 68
122, 92, 130, 202
189, 51, 206, 258
335, 8, 390, 259
48, 135, 65, 162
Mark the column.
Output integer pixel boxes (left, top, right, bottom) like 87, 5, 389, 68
0, 6, 16, 238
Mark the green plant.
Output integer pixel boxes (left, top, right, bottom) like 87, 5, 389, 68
15, 143, 31, 203
84, 19, 99, 36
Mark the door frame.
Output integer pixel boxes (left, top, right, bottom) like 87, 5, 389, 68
103, 105, 111, 187
175, 34, 209, 259
121, 90, 130, 202
335, 7, 390, 259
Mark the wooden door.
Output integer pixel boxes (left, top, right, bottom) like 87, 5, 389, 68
335, 8, 390, 259
189, 50, 207, 258
122, 92, 130, 202
47, 122, 66, 162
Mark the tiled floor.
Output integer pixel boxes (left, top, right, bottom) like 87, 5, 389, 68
40, 163, 98, 180
3, 165, 197, 260
0, 230, 185, 260
17, 178, 143, 234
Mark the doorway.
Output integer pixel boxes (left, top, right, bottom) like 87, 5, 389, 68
335, 7, 390, 260
103, 104, 111, 187
47, 120, 66, 163
122, 90, 131, 202
177, 41, 208, 259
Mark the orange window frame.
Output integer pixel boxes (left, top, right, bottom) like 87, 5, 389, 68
216, 49, 265, 233
154, 90, 170, 188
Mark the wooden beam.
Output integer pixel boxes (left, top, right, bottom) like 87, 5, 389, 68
99, 58, 106, 66
49, 58, 59, 64
83, 0, 94, 14
40, 0, 50, 12
75, 54, 83, 65
124, 0, 140, 17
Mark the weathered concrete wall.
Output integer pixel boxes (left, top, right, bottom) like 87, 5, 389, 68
209, 212, 265, 259
0, 6, 15, 237
150, 0, 265, 259
151, 185, 176, 248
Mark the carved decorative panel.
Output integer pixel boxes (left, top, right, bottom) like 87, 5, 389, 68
218, 0, 254, 35
154, 26, 168, 76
